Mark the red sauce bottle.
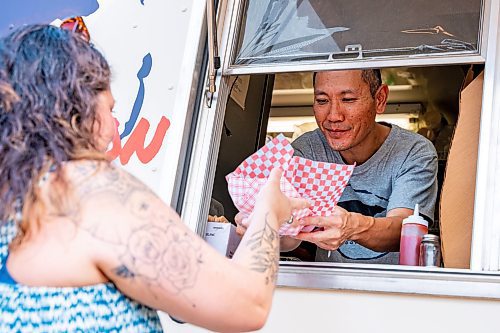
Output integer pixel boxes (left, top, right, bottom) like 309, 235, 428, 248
399, 204, 428, 266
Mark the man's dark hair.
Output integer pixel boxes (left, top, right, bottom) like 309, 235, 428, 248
313, 69, 382, 98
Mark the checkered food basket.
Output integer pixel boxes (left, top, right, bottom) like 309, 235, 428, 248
226, 134, 354, 236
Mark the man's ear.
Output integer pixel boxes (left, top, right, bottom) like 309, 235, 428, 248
375, 84, 389, 115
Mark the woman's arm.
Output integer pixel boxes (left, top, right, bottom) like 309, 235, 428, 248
72, 163, 307, 332
235, 214, 303, 252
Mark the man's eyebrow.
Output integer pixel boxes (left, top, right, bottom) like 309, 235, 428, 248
314, 89, 327, 95
339, 89, 357, 95
314, 89, 358, 95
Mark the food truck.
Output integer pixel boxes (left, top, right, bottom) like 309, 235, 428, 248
2, 0, 500, 331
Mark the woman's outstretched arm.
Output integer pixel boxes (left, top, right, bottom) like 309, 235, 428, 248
70, 162, 308, 332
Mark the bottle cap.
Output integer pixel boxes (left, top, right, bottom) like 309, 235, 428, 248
402, 204, 428, 227
422, 234, 439, 242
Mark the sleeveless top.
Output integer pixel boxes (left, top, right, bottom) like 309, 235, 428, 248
0, 222, 163, 332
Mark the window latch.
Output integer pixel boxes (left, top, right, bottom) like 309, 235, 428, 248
328, 44, 364, 61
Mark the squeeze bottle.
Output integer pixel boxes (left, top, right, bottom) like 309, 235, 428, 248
399, 204, 428, 266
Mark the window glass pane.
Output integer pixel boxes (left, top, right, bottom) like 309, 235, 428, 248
234, 0, 482, 65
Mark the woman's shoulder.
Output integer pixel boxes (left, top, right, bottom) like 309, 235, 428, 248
61, 159, 168, 229
63, 160, 151, 197
59, 160, 159, 226
63, 160, 127, 182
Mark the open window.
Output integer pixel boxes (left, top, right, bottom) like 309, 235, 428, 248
223, 0, 487, 74
179, 0, 500, 299
211, 64, 480, 262
232, 0, 482, 66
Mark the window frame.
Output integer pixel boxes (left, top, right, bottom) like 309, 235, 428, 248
222, 0, 488, 75
179, 0, 500, 299
278, 262, 500, 299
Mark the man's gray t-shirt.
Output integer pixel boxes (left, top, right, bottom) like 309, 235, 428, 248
291, 124, 438, 264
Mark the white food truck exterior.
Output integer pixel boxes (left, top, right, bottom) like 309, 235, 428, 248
36, 0, 500, 331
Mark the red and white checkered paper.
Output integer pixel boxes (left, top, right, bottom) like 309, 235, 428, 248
226, 134, 355, 236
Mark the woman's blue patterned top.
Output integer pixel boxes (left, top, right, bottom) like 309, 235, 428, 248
0, 222, 163, 332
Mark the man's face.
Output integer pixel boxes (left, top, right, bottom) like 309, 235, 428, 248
313, 70, 384, 152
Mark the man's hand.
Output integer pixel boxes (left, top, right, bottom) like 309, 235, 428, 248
293, 206, 374, 251
235, 212, 248, 237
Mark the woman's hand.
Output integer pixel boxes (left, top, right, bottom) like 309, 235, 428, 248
236, 168, 310, 235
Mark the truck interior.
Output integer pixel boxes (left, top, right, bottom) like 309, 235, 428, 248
208, 64, 484, 263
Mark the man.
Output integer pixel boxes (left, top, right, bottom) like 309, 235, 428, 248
237, 69, 437, 265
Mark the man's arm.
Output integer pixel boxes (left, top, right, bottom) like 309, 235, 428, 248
353, 207, 412, 252
293, 206, 412, 252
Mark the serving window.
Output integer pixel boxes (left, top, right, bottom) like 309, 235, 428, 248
178, 0, 500, 298
211, 65, 476, 264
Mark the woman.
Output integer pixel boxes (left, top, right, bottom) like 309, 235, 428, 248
0, 25, 309, 332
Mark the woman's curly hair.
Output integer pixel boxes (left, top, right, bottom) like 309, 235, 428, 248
0, 24, 111, 236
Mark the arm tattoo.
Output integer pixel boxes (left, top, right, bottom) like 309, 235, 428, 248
117, 222, 203, 294
69, 161, 204, 297
245, 213, 279, 285
113, 265, 136, 278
